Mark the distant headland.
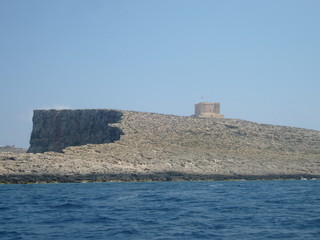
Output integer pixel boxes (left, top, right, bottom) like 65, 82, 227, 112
1, 104, 320, 183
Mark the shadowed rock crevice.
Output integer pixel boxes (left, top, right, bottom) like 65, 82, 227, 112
27, 109, 124, 153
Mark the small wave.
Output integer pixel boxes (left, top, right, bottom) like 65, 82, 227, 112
83, 215, 115, 224
50, 202, 87, 209
298, 218, 320, 229
0, 230, 22, 239
117, 193, 139, 200
107, 228, 140, 237
209, 184, 223, 187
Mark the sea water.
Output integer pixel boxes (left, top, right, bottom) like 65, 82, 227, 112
0, 180, 319, 240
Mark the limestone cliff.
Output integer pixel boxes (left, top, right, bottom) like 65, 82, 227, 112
1, 110, 320, 183
27, 109, 123, 153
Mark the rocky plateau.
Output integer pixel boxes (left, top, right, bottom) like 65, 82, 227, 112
1, 110, 320, 183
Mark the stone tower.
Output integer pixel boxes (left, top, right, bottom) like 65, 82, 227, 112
194, 102, 224, 118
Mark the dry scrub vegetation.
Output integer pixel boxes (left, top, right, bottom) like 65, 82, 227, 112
1, 111, 320, 183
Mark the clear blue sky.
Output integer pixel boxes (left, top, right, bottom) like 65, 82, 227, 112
1, 0, 320, 148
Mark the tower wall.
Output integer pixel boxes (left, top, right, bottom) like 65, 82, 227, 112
194, 102, 224, 118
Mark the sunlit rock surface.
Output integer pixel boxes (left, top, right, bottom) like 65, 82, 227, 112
1, 110, 320, 183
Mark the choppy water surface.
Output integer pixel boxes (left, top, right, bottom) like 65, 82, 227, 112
0, 180, 319, 240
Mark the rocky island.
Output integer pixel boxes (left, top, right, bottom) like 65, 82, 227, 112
1, 108, 320, 183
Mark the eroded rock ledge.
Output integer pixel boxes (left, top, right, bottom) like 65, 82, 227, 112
1, 110, 320, 183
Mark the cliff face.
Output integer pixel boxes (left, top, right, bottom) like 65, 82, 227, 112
27, 109, 123, 153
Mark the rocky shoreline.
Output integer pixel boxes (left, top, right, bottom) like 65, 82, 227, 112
1, 110, 320, 184
0, 172, 319, 184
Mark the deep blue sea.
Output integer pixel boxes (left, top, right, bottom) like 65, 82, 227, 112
0, 180, 320, 240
